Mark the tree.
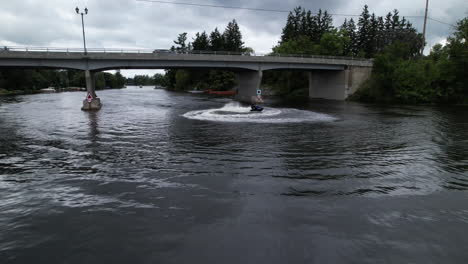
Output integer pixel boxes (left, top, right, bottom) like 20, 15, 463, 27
175, 70, 191, 90
441, 18, 468, 102
173, 32, 189, 53
114, 72, 126, 88
317, 10, 334, 40
223, 19, 244, 52
273, 35, 319, 55
357, 5, 372, 57
281, 11, 297, 43
320, 30, 349, 56
341, 18, 358, 56
209, 28, 224, 51
208, 70, 236, 91
192, 31, 210, 51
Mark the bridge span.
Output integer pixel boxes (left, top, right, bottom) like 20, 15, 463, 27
0, 48, 373, 110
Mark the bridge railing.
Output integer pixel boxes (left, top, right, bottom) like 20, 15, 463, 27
0, 46, 373, 62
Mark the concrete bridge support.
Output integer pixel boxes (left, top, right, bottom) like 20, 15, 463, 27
308, 66, 372, 100
235, 70, 263, 103
81, 70, 102, 111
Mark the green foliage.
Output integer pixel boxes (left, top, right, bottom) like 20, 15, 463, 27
273, 35, 319, 55
95, 73, 106, 90
0, 69, 124, 92
341, 18, 358, 55
392, 60, 439, 103
280, 7, 333, 43
174, 70, 191, 90
443, 18, 468, 103
319, 30, 349, 56
153, 73, 170, 87
272, 30, 349, 56
165, 20, 247, 91
192, 31, 210, 51
352, 18, 468, 104
172, 32, 190, 53
209, 28, 224, 51
129, 75, 155, 86
223, 20, 244, 52
208, 70, 236, 91
263, 71, 308, 96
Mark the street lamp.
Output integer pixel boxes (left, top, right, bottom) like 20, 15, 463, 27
75, 7, 89, 55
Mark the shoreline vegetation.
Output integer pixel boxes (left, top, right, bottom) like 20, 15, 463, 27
0, 70, 126, 96
1, 5, 466, 105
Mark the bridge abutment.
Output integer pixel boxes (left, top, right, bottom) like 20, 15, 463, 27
345, 66, 372, 97
235, 70, 263, 104
81, 70, 102, 111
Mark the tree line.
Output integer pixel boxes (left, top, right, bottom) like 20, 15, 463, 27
0, 69, 126, 95
353, 18, 468, 104
164, 19, 251, 91
276, 6, 422, 58
264, 5, 427, 99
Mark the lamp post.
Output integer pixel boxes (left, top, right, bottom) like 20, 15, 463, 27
75, 7, 88, 55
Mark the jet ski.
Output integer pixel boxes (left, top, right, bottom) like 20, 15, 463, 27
250, 105, 264, 112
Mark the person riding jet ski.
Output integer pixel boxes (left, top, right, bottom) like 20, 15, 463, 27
250, 95, 264, 112
251, 105, 264, 112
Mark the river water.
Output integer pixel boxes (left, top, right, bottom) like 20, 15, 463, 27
1, 86, 467, 263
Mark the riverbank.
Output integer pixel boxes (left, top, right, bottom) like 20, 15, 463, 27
0, 87, 125, 96
0, 88, 40, 96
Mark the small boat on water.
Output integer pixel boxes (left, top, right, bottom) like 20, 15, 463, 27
206, 89, 236, 96
188, 90, 205, 94
39, 87, 56, 93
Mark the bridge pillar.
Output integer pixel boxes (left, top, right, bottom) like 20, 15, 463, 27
235, 70, 263, 104
81, 70, 102, 111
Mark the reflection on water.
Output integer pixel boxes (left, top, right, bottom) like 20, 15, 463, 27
0, 87, 468, 263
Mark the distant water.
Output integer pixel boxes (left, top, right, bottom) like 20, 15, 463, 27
1, 86, 468, 263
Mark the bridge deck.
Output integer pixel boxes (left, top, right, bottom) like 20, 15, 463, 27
0, 50, 373, 71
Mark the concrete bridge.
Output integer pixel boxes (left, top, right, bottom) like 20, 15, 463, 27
0, 48, 373, 110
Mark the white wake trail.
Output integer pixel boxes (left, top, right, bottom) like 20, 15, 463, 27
183, 102, 337, 124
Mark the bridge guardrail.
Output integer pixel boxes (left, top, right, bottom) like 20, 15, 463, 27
1, 46, 374, 62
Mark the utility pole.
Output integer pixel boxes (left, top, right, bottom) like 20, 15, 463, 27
421, 0, 429, 55
75, 7, 89, 55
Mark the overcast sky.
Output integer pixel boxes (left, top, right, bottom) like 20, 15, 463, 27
0, 0, 465, 77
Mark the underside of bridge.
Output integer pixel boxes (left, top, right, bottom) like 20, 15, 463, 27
79, 66, 372, 111
232, 66, 372, 105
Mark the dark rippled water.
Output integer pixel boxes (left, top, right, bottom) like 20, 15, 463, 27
1, 86, 468, 263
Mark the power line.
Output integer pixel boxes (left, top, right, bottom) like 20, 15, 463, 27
428, 17, 455, 27
136, 0, 362, 17
136, 0, 289, 13
135, 0, 455, 27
